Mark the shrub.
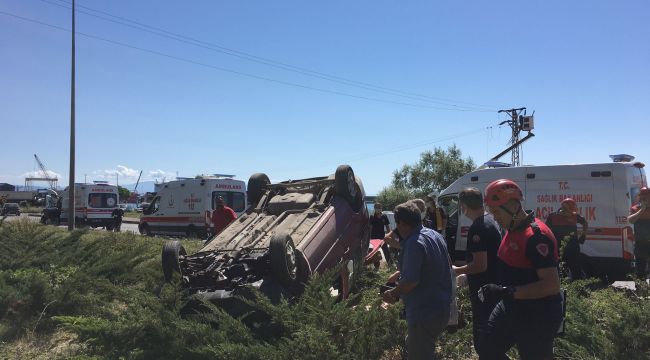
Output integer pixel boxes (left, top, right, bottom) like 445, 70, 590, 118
1, 221, 649, 359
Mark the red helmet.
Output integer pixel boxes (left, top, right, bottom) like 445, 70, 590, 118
560, 198, 577, 213
484, 179, 524, 207
640, 187, 650, 199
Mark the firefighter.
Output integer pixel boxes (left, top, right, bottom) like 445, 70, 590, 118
628, 187, 650, 278
545, 198, 588, 280
478, 179, 563, 360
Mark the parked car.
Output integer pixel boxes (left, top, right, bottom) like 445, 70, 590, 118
136, 202, 149, 213
161, 165, 369, 304
1, 203, 21, 216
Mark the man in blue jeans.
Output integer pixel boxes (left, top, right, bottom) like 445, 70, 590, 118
382, 201, 452, 359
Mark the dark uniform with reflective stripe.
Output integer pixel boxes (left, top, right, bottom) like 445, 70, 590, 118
465, 214, 502, 354
630, 204, 650, 277
479, 212, 563, 360
545, 212, 587, 279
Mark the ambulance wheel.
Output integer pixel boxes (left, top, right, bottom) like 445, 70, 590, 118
269, 231, 299, 287
186, 225, 199, 239
140, 223, 152, 237
248, 173, 270, 207
162, 240, 186, 282
335, 165, 361, 211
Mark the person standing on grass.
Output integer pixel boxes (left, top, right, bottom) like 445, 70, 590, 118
452, 187, 502, 355
545, 198, 588, 280
628, 187, 650, 278
211, 196, 237, 235
381, 201, 452, 360
370, 202, 393, 266
478, 179, 562, 360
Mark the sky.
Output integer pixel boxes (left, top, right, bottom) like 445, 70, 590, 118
1, 0, 648, 195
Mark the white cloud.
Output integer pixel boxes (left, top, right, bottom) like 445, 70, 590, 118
116, 165, 140, 178
91, 165, 141, 183
22, 170, 62, 180
148, 169, 176, 182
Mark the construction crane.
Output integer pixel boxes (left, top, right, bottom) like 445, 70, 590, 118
28, 154, 58, 191
128, 170, 143, 203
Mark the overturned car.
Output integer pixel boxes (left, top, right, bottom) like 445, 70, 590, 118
162, 165, 369, 302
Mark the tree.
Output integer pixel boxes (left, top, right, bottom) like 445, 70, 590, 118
117, 186, 131, 202
374, 185, 415, 211
391, 144, 475, 197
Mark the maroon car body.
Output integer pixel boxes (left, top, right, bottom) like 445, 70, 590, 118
162, 165, 369, 302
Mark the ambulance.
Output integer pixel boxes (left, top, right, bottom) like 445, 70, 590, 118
59, 182, 119, 228
439, 156, 646, 277
138, 175, 247, 238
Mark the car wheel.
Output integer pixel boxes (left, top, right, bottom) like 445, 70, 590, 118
269, 231, 299, 287
248, 173, 270, 207
335, 165, 361, 211
162, 240, 186, 282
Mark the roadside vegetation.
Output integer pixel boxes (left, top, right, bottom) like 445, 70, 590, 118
376, 144, 475, 209
0, 220, 648, 359
123, 211, 140, 219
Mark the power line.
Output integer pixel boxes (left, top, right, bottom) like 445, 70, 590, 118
0, 10, 494, 112
273, 126, 495, 175
38, 0, 496, 112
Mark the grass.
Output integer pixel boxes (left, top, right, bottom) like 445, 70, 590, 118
16, 206, 42, 214
0, 220, 648, 359
123, 211, 140, 219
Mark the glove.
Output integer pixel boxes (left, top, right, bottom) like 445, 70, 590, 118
478, 284, 515, 303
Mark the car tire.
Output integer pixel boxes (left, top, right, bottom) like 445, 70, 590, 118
248, 173, 270, 207
269, 231, 299, 287
335, 165, 361, 211
162, 240, 186, 282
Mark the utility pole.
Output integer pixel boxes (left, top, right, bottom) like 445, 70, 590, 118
67, 0, 76, 231
498, 107, 532, 166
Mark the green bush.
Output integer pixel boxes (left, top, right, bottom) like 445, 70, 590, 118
1, 220, 649, 359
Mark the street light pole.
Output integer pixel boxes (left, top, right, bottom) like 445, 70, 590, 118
67, 0, 76, 231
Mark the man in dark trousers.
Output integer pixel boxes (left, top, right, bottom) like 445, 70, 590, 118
452, 187, 502, 354
381, 201, 452, 360
424, 192, 447, 234
111, 207, 124, 232
628, 187, 650, 278
545, 198, 588, 280
478, 179, 563, 360
211, 196, 237, 235
370, 202, 393, 266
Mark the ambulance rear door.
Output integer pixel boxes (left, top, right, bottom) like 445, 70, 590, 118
523, 164, 619, 260
210, 179, 247, 215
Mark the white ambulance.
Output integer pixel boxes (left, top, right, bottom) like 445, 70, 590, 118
59, 182, 119, 228
439, 157, 646, 276
138, 176, 247, 238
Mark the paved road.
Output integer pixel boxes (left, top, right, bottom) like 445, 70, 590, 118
3, 213, 140, 234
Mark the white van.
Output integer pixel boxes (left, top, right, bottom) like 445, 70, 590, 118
59, 182, 119, 228
138, 176, 247, 238
439, 159, 646, 276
